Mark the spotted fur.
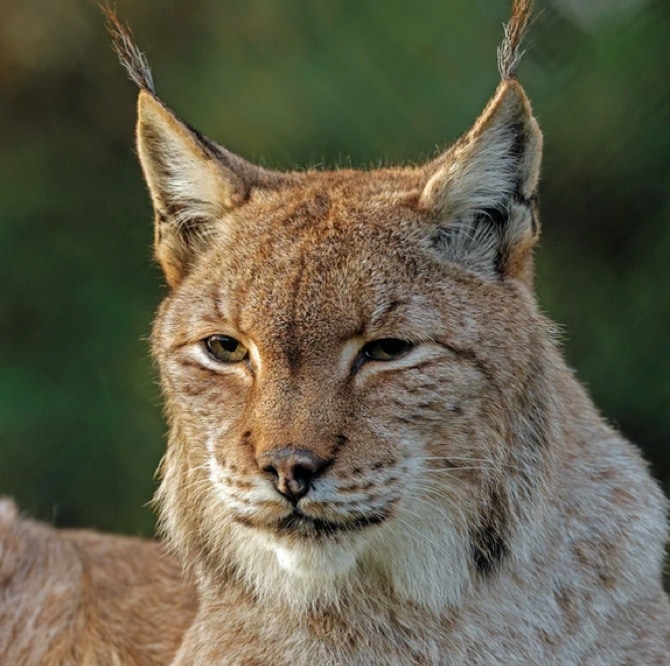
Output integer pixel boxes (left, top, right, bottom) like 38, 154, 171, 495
2, 2, 668, 664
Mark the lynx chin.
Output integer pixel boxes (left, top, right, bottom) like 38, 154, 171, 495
1, 1, 668, 664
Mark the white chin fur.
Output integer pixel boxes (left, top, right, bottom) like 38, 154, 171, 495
272, 539, 361, 578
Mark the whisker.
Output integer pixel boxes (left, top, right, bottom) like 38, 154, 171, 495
405, 488, 468, 524
424, 466, 498, 473
422, 456, 526, 473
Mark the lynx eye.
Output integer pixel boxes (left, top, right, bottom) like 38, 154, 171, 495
204, 335, 248, 363
361, 338, 414, 362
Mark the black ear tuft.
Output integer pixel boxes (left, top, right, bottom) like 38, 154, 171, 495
498, 0, 535, 81
102, 5, 156, 94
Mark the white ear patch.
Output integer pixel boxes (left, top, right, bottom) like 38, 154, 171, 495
420, 81, 542, 280
423, 121, 520, 221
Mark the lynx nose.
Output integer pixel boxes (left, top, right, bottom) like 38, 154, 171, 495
258, 448, 327, 503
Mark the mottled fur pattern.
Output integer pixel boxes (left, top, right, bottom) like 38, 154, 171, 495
2, 1, 669, 664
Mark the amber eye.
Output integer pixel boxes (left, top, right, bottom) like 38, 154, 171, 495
361, 338, 414, 362
204, 335, 249, 363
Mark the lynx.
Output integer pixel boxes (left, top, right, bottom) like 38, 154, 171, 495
1, 1, 669, 664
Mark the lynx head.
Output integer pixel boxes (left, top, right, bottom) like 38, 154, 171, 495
108, 1, 555, 612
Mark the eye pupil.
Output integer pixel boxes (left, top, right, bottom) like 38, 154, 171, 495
362, 338, 413, 362
204, 335, 248, 363
217, 337, 238, 352
379, 339, 408, 356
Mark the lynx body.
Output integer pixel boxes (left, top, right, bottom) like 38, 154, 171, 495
1, 1, 669, 663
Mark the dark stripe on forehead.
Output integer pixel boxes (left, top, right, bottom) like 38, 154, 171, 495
283, 253, 307, 372
279, 191, 333, 234
368, 299, 405, 330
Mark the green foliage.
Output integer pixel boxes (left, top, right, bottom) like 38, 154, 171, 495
1, 0, 668, 535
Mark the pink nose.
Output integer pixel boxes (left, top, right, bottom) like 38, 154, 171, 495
257, 448, 328, 503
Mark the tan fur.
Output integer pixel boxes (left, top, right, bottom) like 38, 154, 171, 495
0, 498, 197, 664
2, 2, 669, 663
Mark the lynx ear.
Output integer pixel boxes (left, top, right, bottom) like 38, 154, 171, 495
137, 91, 258, 286
420, 80, 542, 283
104, 7, 281, 287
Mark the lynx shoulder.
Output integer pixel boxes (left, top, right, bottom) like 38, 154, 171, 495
2, 1, 669, 664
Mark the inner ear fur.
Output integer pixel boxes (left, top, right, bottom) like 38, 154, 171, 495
420, 81, 543, 283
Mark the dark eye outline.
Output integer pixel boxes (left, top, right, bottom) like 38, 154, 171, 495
359, 338, 415, 364
203, 335, 249, 363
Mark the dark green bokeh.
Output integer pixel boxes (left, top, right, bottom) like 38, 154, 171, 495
1, 0, 668, 537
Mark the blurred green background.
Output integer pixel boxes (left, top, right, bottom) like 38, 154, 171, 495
1, 0, 668, 536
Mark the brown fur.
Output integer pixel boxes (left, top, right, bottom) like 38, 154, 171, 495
2, 2, 668, 663
0, 499, 197, 664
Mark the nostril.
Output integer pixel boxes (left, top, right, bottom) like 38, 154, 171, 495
290, 463, 317, 497
293, 463, 314, 484
261, 463, 279, 480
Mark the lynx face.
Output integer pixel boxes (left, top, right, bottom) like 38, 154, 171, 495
142, 74, 551, 609
103, 0, 549, 609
